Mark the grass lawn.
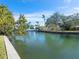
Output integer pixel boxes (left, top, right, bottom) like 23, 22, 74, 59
0, 36, 7, 59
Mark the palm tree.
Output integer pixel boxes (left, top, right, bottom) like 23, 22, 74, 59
42, 14, 46, 26
28, 22, 31, 29
35, 21, 40, 30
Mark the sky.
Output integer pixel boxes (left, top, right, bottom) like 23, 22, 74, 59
0, 0, 79, 25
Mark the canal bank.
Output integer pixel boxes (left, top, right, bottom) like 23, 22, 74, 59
3, 36, 21, 59
36, 30, 79, 34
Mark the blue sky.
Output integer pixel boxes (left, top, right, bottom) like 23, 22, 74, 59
0, 0, 79, 25
0, 0, 64, 13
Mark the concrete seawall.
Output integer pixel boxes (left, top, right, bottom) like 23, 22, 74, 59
3, 36, 21, 59
36, 30, 79, 34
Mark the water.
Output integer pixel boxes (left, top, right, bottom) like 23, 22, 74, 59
14, 31, 79, 59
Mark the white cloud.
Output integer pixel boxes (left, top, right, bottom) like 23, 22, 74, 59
13, 7, 79, 26
64, 0, 72, 4
58, 6, 68, 9
60, 7, 79, 15
13, 11, 54, 26
74, 7, 79, 11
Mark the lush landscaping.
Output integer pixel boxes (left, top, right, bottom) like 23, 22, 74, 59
34, 12, 79, 32
0, 5, 28, 36
45, 12, 79, 31
0, 36, 7, 59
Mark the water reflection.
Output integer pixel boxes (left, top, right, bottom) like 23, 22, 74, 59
15, 32, 79, 59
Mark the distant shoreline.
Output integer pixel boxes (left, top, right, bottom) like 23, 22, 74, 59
35, 30, 79, 34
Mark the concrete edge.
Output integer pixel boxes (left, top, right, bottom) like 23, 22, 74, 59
36, 30, 79, 34
3, 36, 21, 59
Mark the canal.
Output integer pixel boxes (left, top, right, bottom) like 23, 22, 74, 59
14, 31, 79, 59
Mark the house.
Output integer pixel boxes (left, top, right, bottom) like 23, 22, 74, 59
75, 26, 79, 30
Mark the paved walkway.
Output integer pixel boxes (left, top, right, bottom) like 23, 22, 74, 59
3, 36, 21, 59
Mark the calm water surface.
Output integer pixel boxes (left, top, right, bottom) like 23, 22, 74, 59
14, 31, 79, 59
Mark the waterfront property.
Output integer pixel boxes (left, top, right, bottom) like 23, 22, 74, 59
1, 0, 79, 59
75, 26, 79, 30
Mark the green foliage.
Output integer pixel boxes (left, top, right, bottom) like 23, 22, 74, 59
59, 15, 72, 30
60, 22, 71, 30
46, 12, 62, 31
30, 25, 34, 29
16, 15, 27, 35
0, 5, 15, 35
17, 14, 27, 24
46, 12, 73, 31
42, 14, 46, 22
35, 21, 40, 30
46, 12, 61, 26
0, 5, 28, 36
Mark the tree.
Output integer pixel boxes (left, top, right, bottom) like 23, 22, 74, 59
42, 14, 46, 26
27, 22, 31, 29
46, 12, 61, 31
17, 14, 27, 24
30, 25, 34, 29
35, 21, 40, 30
46, 12, 73, 31
59, 15, 70, 30
0, 5, 15, 35
16, 14, 27, 35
